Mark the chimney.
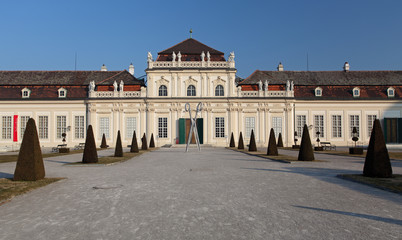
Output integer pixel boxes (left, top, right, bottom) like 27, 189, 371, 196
277, 62, 284, 71
129, 63, 135, 75
101, 64, 107, 71
343, 62, 350, 72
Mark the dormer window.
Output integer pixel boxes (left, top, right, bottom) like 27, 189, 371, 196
22, 88, 31, 98
387, 87, 395, 97
58, 88, 67, 98
315, 87, 322, 97
353, 87, 360, 98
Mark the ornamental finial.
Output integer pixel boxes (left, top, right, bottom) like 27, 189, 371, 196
190, 28, 193, 38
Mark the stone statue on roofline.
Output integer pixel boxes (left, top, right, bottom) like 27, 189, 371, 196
172, 52, 176, 62
264, 80, 269, 91
89, 81, 95, 92
258, 80, 263, 91
228, 52, 235, 62
291, 81, 294, 91
113, 81, 118, 92
201, 51, 205, 61
147, 52, 153, 62
177, 51, 182, 62
119, 80, 124, 92
207, 51, 210, 61
286, 80, 290, 91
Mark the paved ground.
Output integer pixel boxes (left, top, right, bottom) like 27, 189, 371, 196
0, 147, 401, 240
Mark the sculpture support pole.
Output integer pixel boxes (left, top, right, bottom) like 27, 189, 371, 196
185, 102, 202, 152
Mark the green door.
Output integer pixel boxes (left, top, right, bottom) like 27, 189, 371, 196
178, 118, 203, 144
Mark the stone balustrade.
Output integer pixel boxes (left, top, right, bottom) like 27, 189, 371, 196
149, 61, 230, 69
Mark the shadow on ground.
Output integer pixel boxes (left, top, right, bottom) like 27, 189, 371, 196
0, 172, 13, 178
293, 205, 402, 226
241, 167, 402, 204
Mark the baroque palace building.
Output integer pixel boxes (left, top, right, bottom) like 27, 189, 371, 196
0, 38, 401, 151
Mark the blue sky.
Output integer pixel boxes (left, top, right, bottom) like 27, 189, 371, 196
1, 0, 401, 78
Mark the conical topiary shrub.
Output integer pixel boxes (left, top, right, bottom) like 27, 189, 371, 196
248, 129, 257, 152
14, 118, 45, 181
100, 133, 108, 148
277, 133, 284, 147
141, 133, 148, 150
267, 128, 278, 156
298, 124, 314, 161
363, 119, 393, 178
82, 125, 98, 163
238, 132, 244, 150
229, 132, 235, 148
130, 131, 139, 153
149, 133, 155, 148
114, 130, 123, 157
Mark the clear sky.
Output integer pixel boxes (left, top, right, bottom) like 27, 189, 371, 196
1, 0, 401, 78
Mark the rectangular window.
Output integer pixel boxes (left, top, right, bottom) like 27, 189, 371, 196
38, 116, 48, 139
367, 115, 377, 137
126, 117, 136, 139
245, 117, 255, 138
272, 117, 282, 138
75, 116, 85, 139
56, 116, 67, 139
332, 115, 342, 138
296, 115, 306, 137
158, 117, 168, 138
215, 117, 225, 138
99, 117, 110, 139
2, 116, 12, 139
349, 115, 360, 138
20, 116, 30, 139
314, 115, 324, 138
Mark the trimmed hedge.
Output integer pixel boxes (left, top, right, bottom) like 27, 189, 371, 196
267, 128, 278, 156
248, 130, 257, 152
298, 125, 315, 161
363, 119, 393, 178
141, 133, 148, 150
130, 131, 139, 153
14, 118, 45, 181
238, 132, 244, 150
229, 132, 235, 147
114, 130, 123, 157
82, 125, 98, 163
100, 133, 108, 148
277, 133, 284, 147
149, 133, 155, 148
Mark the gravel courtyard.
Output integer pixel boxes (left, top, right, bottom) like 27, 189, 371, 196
0, 147, 401, 240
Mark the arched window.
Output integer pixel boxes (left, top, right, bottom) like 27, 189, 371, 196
215, 85, 224, 96
159, 85, 167, 96
187, 85, 196, 96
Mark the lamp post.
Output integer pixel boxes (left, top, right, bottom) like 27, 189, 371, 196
292, 131, 299, 149
316, 131, 321, 146
352, 127, 358, 147
349, 127, 363, 154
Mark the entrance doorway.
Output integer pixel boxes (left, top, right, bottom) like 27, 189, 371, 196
178, 118, 203, 144
384, 118, 402, 143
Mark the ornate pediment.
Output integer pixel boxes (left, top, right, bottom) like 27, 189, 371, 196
156, 76, 169, 85
212, 76, 226, 88
185, 76, 198, 86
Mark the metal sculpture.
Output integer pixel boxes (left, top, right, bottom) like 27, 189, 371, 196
185, 102, 202, 152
